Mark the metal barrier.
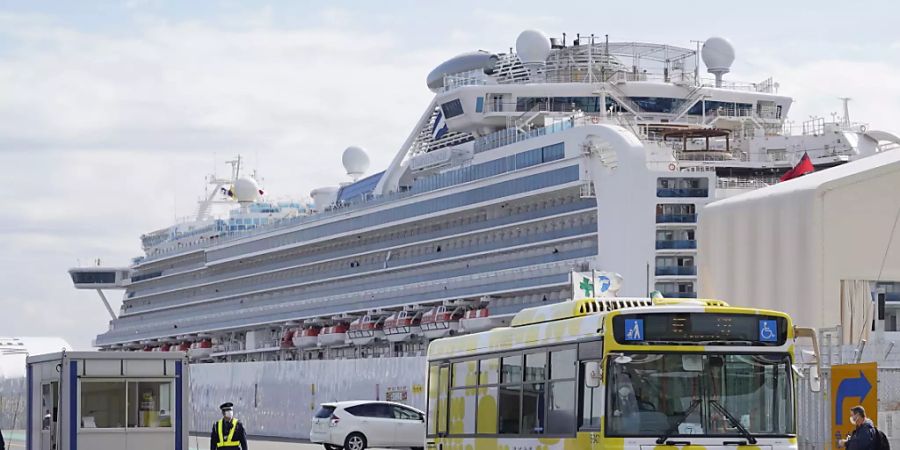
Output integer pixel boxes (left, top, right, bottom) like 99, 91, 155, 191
796, 327, 900, 450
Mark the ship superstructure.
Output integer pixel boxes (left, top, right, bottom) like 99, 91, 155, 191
71, 30, 900, 362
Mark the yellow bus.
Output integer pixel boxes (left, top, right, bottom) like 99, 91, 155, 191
426, 297, 819, 450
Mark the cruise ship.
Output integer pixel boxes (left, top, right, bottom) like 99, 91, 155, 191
71, 30, 900, 363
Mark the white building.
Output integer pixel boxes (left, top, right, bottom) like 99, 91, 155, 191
698, 149, 900, 343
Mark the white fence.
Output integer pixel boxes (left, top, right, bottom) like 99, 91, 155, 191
189, 357, 428, 439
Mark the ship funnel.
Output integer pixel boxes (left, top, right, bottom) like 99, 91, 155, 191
701, 37, 735, 87
310, 186, 340, 212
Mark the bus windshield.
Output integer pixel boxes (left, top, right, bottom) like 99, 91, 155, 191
606, 353, 794, 438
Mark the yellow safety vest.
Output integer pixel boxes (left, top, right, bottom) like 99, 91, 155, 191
217, 418, 240, 447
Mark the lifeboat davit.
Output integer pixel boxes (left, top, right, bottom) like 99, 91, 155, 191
383, 311, 421, 342
421, 306, 462, 339
460, 307, 493, 333
348, 315, 384, 345
318, 324, 349, 347
188, 338, 213, 359
292, 326, 321, 349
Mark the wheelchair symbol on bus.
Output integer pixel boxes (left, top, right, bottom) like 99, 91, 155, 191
759, 320, 777, 342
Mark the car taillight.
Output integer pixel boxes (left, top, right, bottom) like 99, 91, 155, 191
329, 415, 340, 427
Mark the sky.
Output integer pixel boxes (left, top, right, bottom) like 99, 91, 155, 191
1, 0, 899, 350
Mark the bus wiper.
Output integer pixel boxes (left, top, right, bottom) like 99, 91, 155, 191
709, 400, 757, 444
655, 399, 701, 444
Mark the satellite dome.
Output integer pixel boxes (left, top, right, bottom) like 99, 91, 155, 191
233, 177, 261, 203
515, 30, 551, 65
701, 37, 735, 73
342, 146, 370, 181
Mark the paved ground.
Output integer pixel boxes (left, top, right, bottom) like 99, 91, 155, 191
3, 430, 334, 450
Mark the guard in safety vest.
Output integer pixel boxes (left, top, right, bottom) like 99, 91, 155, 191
210, 402, 249, 450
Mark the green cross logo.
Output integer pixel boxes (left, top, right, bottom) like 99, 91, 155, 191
578, 277, 593, 297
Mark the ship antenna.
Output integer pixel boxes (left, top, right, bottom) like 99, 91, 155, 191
839, 97, 852, 126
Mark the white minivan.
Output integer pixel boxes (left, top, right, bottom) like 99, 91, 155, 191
310, 400, 425, 450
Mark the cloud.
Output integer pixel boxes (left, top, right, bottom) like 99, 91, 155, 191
1, 3, 898, 350
0, 8, 454, 348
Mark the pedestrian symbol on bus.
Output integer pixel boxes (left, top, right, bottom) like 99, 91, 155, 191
624, 319, 644, 341
758, 320, 777, 342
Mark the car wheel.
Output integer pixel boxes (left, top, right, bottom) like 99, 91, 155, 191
324, 445, 342, 450
344, 432, 367, 450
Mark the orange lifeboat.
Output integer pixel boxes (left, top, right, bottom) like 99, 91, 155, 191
280, 329, 296, 348
420, 305, 462, 339
318, 324, 349, 347
348, 315, 384, 345
188, 338, 213, 359
383, 310, 421, 342
460, 307, 493, 333
293, 326, 321, 348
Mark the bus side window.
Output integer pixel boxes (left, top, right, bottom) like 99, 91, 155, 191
580, 361, 603, 429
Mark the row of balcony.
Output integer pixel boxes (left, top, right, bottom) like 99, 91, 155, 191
656, 188, 709, 198
656, 214, 697, 223
655, 266, 698, 276
655, 240, 697, 250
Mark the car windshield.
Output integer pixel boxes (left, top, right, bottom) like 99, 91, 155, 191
606, 353, 794, 437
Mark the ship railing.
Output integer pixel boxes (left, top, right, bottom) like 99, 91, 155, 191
473, 119, 576, 153
715, 177, 779, 190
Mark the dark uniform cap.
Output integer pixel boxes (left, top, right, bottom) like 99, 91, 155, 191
219, 402, 234, 411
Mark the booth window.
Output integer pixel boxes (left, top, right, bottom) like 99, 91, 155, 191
81, 380, 174, 429
81, 381, 127, 428
128, 381, 174, 428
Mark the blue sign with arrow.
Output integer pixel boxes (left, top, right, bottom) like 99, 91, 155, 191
834, 370, 873, 425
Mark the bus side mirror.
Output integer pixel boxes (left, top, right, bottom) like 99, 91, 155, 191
584, 361, 602, 388
808, 365, 821, 393
794, 326, 821, 393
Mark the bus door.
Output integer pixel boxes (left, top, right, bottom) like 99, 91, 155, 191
578, 340, 604, 432
427, 363, 451, 438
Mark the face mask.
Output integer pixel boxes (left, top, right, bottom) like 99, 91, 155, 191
224, 411, 234, 419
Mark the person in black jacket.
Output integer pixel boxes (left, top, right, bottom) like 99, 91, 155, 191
0, 424, 5, 450
838, 405, 876, 450
210, 402, 249, 450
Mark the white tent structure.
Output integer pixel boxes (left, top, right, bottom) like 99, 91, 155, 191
0, 337, 71, 378
698, 150, 900, 344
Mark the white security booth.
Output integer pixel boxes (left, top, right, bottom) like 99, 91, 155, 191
25, 351, 190, 450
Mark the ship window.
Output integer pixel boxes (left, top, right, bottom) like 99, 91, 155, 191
629, 97, 683, 114
515, 96, 605, 113
71, 271, 116, 284
441, 99, 464, 118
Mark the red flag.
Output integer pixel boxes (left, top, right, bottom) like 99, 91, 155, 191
779, 152, 815, 182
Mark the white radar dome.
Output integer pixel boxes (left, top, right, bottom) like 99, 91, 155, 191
342, 146, 370, 181
515, 29, 551, 64
233, 177, 261, 203
701, 36, 735, 73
